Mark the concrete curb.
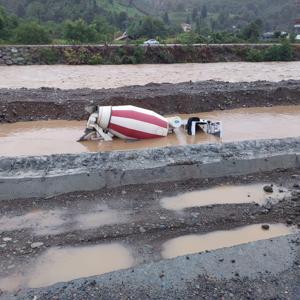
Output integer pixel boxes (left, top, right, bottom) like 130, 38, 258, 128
0, 137, 299, 201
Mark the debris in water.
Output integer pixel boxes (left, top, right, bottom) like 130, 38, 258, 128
261, 224, 270, 230
263, 185, 273, 193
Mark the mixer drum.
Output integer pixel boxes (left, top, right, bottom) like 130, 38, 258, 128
97, 105, 169, 139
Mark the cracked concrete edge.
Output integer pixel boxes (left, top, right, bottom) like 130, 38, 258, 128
0, 153, 298, 201
0, 138, 299, 201
0, 137, 299, 176
4, 233, 299, 300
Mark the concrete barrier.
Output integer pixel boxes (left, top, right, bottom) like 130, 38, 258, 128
0, 137, 299, 201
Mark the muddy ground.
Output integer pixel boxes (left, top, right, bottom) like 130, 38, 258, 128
0, 80, 300, 123
0, 169, 299, 299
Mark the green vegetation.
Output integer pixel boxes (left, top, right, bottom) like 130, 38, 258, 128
14, 21, 50, 44
0, 0, 299, 52
246, 40, 293, 62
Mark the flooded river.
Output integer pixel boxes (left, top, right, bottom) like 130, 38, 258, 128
0, 62, 300, 89
0, 105, 299, 156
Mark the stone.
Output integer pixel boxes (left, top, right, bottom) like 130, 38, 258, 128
31, 242, 44, 249
3, 237, 12, 242
139, 227, 146, 233
263, 185, 273, 193
261, 224, 270, 230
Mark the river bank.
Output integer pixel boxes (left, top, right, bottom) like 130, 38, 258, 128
0, 44, 300, 66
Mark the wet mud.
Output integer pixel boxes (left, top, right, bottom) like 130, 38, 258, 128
1, 80, 300, 123
0, 106, 299, 156
0, 169, 299, 297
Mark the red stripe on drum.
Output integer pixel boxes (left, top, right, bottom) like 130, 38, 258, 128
111, 110, 168, 129
109, 123, 163, 139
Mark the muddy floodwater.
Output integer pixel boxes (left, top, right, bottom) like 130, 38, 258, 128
0, 243, 134, 291
160, 184, 289, 211
0, 62, 300, 89
0, 106, 299, 156
161, 223, 298, 259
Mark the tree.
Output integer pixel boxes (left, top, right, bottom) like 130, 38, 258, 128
26, 1, 45, 22
201, 5, 207, 19
128, 16, 167, 39
192, 8, 198, 22
241, 19, 263, 41
63, 19, 98, 43
116, 11, 128, 30
14, 21, 50, 44
163, 12, 170, 25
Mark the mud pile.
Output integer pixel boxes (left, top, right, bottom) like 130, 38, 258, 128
1, 80, 300, 123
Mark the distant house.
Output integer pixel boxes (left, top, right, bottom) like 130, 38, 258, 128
181, 23, 192, 32
294, 19, 300, 34
262, 32, 275, 40
115, 32, 133, 42
261, 31, 288, 41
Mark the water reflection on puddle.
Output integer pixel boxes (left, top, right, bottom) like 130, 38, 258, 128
0, 206, 127, 236
161, 223, 298, 259
0, 243, 134, 291
160, 184, 289, 210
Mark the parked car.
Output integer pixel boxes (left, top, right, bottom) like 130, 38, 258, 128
143, 39, 160, 45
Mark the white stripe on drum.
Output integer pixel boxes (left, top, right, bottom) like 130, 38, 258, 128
110, 116, 169, 136
112, 106, 166, 121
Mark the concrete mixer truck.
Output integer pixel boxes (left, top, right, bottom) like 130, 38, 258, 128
78, 105, 222, 142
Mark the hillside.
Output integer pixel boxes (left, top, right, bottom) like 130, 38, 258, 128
0, 0, 298, 31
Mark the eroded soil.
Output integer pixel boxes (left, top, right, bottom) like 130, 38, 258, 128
1, 80, 300, 123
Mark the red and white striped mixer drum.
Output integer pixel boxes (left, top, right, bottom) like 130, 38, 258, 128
97, 105, 169, 139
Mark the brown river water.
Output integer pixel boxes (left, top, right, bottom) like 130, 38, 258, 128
0, 62, 300, 89
0, 106, 299, 156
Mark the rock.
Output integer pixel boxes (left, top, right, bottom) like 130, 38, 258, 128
0, 244, 6, 248
31, 242, 44, 249
139, 227, 146, 233
286, 219, 293, 225
3, 237, 12, 242
293, 184, 300, 188
263, 185, 273, 193
261, 224, 270, 230
7, 264, 15, 270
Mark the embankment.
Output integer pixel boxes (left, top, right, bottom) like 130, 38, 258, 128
1, 80, 300, 123
0, 44, 300, 66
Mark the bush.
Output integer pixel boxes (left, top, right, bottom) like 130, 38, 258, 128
14, 21, 50, 44
63, 19, 97, 43
246, 48, 264, 62
176, 32, 206, 45
88, 53, 103, 65
246, 41, 293, 62
38, 48, 60, 64
132, 47, 145, 63
264, 41, 293, 61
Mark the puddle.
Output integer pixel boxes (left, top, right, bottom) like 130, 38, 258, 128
0, 106, 299, 156
0, 209, 65, 236
0, 243, 134, 291
0, 206, 126, 236
161, 223, 298, 259
160, 184, 289, 211
75, 210, 122, 230
1, 62, 300, 89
